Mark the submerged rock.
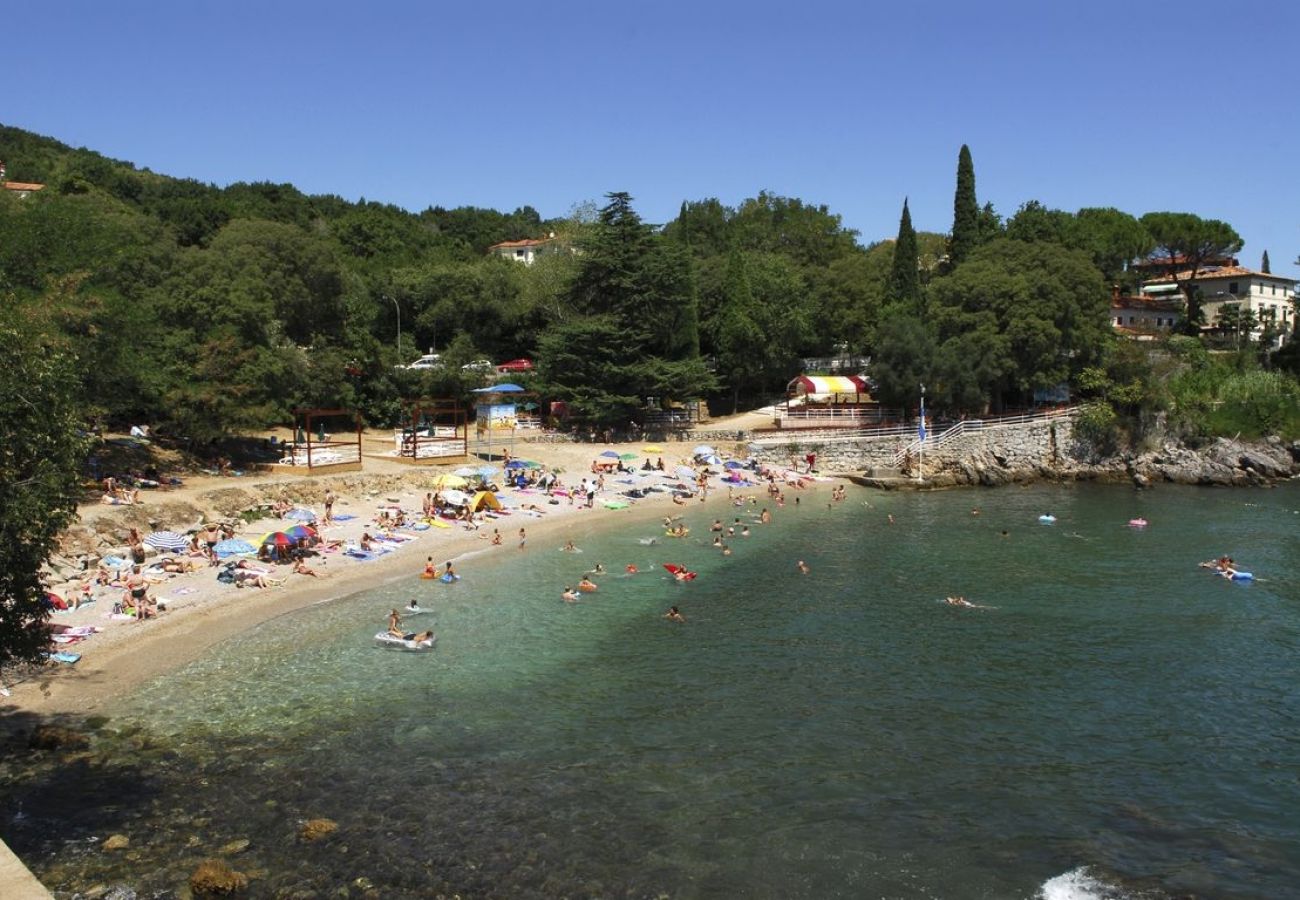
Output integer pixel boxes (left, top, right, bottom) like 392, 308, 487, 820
101, 833, 130, 851
29, 724, 90, 751
190, 858, 249, 895
299, 817, 339, 842
218, 838, 251, 856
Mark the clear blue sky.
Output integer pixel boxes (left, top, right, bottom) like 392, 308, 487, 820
5, 0, 1297, 275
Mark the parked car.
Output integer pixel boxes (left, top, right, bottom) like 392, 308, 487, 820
461, 359, 495, 374
402, 353, 443, 370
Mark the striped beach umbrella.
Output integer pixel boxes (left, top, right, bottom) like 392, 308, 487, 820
144, 531, 190, 551
259, 531, 295, 549
284, 507, 317, 522
286, 524, 318, 543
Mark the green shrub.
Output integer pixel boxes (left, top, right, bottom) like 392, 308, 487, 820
1074, 401, 1120, 456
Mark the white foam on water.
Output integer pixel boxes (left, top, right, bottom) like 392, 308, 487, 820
1038, 867, 1129, 900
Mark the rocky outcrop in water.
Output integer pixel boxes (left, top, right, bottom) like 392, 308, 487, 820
189, 858, 249, 895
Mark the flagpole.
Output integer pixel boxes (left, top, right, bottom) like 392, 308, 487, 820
917, 384, 925, 483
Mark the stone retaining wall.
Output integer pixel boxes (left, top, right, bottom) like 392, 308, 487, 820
749, 416, 1300, 488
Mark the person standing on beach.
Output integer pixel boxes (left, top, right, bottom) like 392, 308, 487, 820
324, 489, 335, 524
518, 527, 527, 549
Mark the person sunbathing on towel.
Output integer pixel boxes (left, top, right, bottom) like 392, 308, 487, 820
235, 570, 283, 588
293, 559, 321, 577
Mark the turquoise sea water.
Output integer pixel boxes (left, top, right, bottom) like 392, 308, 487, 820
4, 482, 1299, 898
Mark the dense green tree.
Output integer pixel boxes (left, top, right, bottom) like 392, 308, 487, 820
0, 308, 90, 671
664, 198, 731, 257
1139, 212, 1243, 334
729, 191, 860, 267
870, 309, 936, 411
712, 250, 763, 413
539, 193, 715, 422
950, 144, 979, 266
1073, 207, 1152, 282
926, 239, 1110, 409
1005, 200, 1075, 245
1261, 249, 1270, 273
887, 198, 921, 310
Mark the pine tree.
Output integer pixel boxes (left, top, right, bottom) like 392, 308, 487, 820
887, 198, 920, 310
950, 144, 979, 266
1261, 250, 1271, 273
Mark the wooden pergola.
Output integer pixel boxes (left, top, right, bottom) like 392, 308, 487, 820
393, 398, 469, 465
271, 408, 364, 473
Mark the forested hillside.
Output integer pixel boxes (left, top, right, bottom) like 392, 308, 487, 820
3, 125, 1295, 444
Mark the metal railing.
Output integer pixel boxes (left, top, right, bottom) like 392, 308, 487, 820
891, 406, 1079, 465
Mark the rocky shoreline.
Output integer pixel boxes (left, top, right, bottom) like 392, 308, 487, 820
860, 435, 1300, 490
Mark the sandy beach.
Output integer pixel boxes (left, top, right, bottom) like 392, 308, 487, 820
5, 431, 772, 719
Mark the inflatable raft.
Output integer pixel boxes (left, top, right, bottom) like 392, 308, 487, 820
374, 631, 436, 651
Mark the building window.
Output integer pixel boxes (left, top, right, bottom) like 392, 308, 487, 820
1228, 282, 1239, 294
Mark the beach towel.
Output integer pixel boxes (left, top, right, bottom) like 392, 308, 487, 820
333, 513, 357, 521
48, 651, 81, 664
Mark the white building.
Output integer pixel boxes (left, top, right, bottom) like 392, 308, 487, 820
487, 234, 572, 265
1141, 265, 1296, 345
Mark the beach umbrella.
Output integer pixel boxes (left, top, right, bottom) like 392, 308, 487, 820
692, 445, 716, 456
441, 489, 470, 507
675, 465, 697, 482
520, 459, 542, 469
643, 445, 664, 453
504, 459, 527, 470
724, 460, 744, 469
214, 538, 255, 558
618, 452, 638, 460
477, 465, 499, 477
430, 472, 468, 489
286, 524, 318, 542
453, 466, 479, 477
143, 530, 189, 552
284, 507, 317, 522
259, 531, 295, 549
598, 450, 620, 459
702, 454, 722, 466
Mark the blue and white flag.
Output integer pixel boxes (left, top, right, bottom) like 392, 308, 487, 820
918, 398, 927, 442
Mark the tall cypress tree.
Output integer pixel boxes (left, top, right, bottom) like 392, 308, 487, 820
1261, 249, 1271, 273
950, 144, 979, 266
887, 198, 920, 310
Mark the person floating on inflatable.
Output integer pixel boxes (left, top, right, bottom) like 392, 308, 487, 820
577, 576, 598, 592
625, 564, 639, 574
441, 561, 460, 583
422, 557, 437, 579
664, 563, 697, 582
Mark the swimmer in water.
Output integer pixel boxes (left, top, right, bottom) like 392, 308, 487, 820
797, 560, 810, 575
664, 605, 686, 623
562, 586, 579, 603
625, 563, 638, 574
